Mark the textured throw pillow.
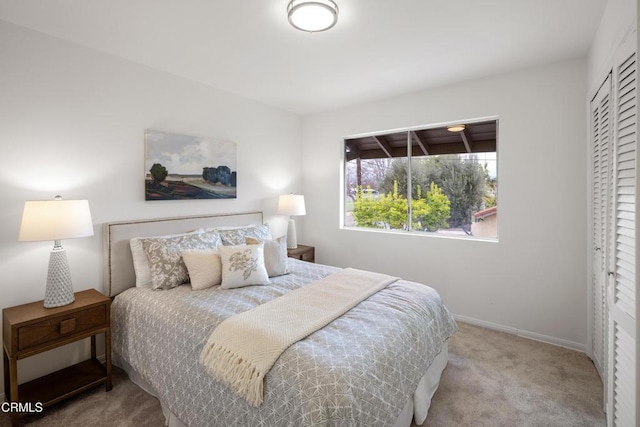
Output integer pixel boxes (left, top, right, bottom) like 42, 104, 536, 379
218, 243, 270, 289
217, 224, 272, 246
130, 229, 207, 288
182, 250, 222, 290
139, 230, 222, 290
246, 236, 289, 277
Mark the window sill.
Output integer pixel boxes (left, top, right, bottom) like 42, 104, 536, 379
340, 225, 499, 243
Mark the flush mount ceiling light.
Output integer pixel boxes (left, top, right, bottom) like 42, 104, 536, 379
288, 0, 339, 32
447, 124, 466, 132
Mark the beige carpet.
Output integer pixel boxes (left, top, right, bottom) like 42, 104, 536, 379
417, 323, 605, 427
2, 322, 605, 427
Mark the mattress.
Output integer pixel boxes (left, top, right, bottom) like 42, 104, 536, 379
111, 259, 457, 426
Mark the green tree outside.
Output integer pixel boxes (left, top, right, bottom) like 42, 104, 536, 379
380, 155, 487, 227
414, 183, 450, 231
377, 181, 408, 229
352, 186, 380, 228
353, 181, 451, 231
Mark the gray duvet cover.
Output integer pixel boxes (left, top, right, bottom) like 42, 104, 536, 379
111, 259, 457, 426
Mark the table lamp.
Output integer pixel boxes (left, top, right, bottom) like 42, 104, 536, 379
18, 196, 94, 308
277, 194, 306, 249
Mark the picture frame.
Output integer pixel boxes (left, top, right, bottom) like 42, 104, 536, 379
144, 130, 237, 200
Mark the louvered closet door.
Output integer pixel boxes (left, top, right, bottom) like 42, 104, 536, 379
607, 31, 637, 427
591, 74, 612, 384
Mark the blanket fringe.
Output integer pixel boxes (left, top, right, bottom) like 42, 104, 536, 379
200, 341, 265, 406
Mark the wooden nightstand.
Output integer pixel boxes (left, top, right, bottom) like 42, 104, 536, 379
2, 289, 111, 426
287, 244, 315, 263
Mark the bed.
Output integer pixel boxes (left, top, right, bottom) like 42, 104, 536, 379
104, 212, 457, 427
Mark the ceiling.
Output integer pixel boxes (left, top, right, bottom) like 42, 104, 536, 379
346, 120, 497, 161
0, 0, 608, 115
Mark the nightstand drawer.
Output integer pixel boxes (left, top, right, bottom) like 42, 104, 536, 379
301, 249, 315, 262
18, 305, 106, 351
287, 245, 315, 263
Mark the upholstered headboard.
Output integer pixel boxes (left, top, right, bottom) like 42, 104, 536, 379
103, 212, 263, 297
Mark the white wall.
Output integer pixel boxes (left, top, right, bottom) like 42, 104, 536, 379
0, 22, 303, 388
302, 59, 588, 350
587, 0, 637, 92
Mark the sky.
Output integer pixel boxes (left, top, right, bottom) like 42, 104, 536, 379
145, 130, 237, 175
462, 152, 497, 179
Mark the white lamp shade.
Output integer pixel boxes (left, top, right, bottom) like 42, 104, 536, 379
288, 0, 338, 32
277, 194, 306, 216
19, 199, 94, 242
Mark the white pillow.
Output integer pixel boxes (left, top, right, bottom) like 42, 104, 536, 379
246, 236, 289, 277
130, 237, 153, 288
218, 243, 270, 289
182, 250, 222, 290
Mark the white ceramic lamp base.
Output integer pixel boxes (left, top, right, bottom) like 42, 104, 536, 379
44, 247, 76, 308
286, 218, 298, 249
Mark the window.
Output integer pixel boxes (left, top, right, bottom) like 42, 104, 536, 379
343, 119, 498, 239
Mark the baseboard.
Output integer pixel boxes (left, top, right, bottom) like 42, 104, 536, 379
453, 314, 586, 353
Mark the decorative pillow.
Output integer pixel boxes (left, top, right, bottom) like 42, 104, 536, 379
130, 229, 207, 288
139, 230, 222, 290
217, 224, 272, 246
246, 236, 289, 277
182, 250, 222, 290
130, 237, 154, 288
218, 243, 270, 289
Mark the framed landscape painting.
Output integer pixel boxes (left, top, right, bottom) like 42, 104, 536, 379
144, 130, 237, 200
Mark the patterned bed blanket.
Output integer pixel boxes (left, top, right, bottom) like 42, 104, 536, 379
111, 260, 458, 427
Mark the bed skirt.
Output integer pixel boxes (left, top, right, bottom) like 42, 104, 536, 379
113, 343, 448, 427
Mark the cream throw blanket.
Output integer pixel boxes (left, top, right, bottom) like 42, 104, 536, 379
199, 268, 398, 406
